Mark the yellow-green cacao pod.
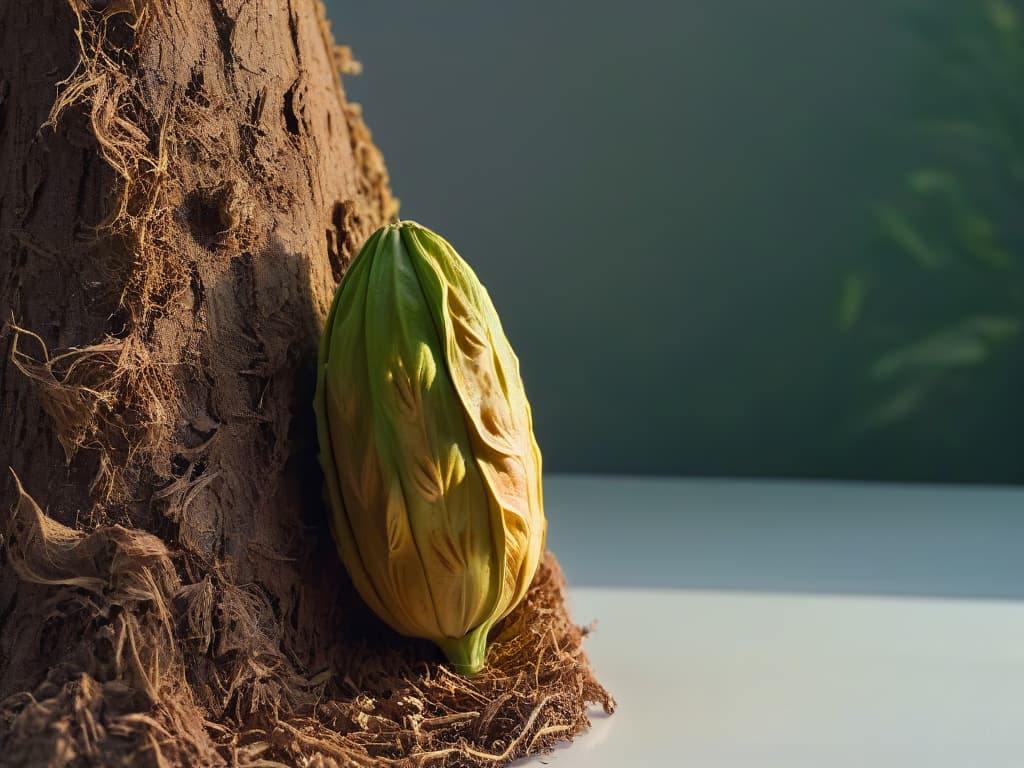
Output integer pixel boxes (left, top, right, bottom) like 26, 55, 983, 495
313, 221, 547, 674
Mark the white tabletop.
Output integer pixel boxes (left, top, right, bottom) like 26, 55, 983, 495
518, 475, 1024, 767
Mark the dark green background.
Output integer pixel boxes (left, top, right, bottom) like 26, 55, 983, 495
326, 1, 1023, 483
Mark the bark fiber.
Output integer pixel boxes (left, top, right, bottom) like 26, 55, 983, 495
0, 2, 612, 766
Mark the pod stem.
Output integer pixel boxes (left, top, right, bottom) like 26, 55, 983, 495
436, 623, 491, 676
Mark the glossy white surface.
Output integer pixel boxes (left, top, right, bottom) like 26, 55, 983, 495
519, 588, 1024, 767
516, 475, 1024, 766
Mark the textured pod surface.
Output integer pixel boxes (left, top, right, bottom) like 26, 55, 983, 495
314, 221, 546, 673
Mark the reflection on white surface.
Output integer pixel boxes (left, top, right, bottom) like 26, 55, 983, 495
518, 587, 1024, 767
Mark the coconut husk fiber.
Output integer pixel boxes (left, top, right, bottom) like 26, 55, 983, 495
0, 2, 614, 766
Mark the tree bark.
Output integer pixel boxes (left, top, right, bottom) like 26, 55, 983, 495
0, 2, 612, 766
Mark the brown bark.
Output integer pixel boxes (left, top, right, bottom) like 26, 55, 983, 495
0, 2, 611, 766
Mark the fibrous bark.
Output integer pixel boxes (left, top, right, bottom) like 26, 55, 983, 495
0, 2, 612, 766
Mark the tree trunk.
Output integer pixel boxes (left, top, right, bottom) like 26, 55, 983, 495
0, 2, 611, 766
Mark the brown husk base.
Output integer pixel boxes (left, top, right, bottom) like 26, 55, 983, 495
2, 476, 613, 766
